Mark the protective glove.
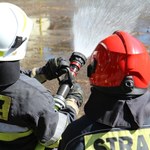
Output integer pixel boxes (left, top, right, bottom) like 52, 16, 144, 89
41, 57, 69, 80
65, 82, 84, 115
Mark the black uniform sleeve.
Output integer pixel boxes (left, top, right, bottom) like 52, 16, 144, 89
8, 74, 77, 148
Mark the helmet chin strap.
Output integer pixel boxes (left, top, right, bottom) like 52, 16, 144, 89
11, 36, 27, 49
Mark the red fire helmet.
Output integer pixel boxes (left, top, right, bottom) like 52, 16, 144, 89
88, 31, 150, 94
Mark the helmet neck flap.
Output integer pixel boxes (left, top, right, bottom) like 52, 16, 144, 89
0, 61, 20, 87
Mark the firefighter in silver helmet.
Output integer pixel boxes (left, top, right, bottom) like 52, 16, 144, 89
58, 31, 150, 150
0, 2, 83, 150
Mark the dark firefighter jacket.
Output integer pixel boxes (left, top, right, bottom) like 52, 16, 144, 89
58, 88, 150, 150
0, 71, 76, 150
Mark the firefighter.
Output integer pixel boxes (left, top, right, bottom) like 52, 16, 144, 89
58, 31, 150, 150
0, 2, 83, 150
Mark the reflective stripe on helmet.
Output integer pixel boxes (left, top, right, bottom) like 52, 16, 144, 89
0, 51, 5, 57
22, 11, 27, 33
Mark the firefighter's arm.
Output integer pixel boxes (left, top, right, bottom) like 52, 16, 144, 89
64, 82, 83, 116
40, 82, 84, 149
29, 57, 69, 83
53, 82, 83, 148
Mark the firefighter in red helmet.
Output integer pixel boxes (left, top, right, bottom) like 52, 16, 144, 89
58, 31, 150, 150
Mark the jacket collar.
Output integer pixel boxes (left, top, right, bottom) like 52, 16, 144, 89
84, 88, 150, 128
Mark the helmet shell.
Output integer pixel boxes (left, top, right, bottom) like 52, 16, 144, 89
0, 3, 33, 61
89, 31, 150, 89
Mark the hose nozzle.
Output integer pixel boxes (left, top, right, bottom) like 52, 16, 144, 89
69, 52, 87, 76
54, 52, 87, 110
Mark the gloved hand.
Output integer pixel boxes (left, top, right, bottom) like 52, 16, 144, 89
65, 82, 84, 114
41, 57, 69, 80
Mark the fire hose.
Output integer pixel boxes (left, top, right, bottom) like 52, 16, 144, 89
54, 52, 87, 110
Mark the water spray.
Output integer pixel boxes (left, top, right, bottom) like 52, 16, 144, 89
73, 0, 147, 58
54, 0, 148, 110
54, 52, 87, 110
